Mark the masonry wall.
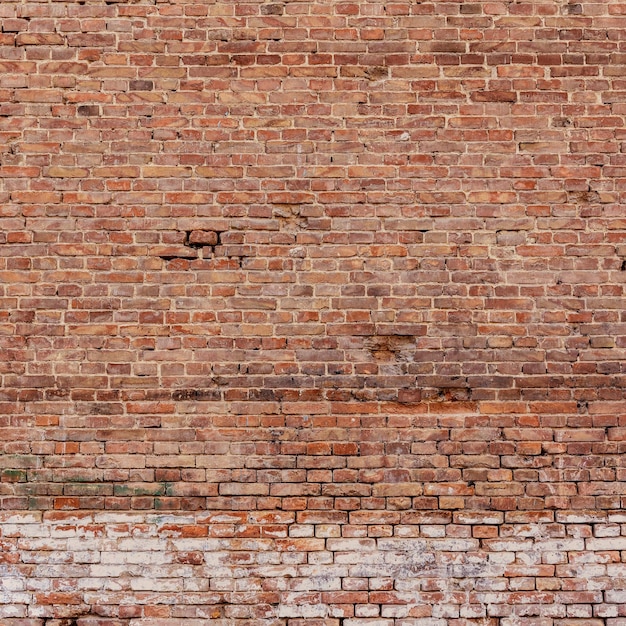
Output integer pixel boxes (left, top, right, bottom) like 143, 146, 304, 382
1, 0, 626, 624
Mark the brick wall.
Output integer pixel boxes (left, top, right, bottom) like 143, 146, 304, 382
1, 0, 626, 623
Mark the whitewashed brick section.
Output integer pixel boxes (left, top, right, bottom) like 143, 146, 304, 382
1, 513, 625, 624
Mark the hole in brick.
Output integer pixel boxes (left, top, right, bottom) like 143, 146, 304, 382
157, 252, 197, 263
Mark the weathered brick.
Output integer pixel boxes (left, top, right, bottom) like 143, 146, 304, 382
1, 0, 626, 620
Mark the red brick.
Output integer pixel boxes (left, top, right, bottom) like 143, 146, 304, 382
1, 0, 626, 617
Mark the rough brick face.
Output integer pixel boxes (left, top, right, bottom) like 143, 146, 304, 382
1, 0, 626, 623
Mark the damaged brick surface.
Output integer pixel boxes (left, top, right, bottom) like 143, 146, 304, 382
1, 0, 626, 623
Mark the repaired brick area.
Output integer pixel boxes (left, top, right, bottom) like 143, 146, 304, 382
1, 0, 626, 623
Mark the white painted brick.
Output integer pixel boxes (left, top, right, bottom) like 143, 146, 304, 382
327, 538, 377, 551
587, 537, 626, 550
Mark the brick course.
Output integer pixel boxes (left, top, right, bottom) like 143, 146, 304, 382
1, 0, 626, 623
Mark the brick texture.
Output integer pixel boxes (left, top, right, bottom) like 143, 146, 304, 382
1, 0, 626, 623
